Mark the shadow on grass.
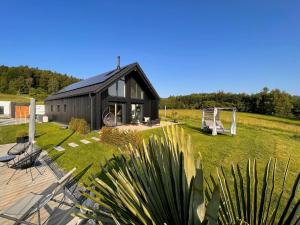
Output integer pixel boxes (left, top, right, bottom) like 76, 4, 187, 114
67, 163, 93, 203
183, 123, 211, 136
91, 155, 126, 186
51, 152, 65, 162
183, 123, 231, 137
35, 132, 46, 138
56, 131, 76, 146
67, 163, 93, 189
47, 131, 75, 153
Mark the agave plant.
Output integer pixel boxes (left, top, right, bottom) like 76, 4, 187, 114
206, 158, 300, 225
78, 126, 220, 225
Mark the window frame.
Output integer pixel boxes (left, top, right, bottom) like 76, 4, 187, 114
131, 79, 144, 100
108, 77, 126, 97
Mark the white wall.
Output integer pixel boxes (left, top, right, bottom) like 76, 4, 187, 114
0, 101, 11, 116
36, 105, 45, 115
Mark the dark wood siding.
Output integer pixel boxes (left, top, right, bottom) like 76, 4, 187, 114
45, 95, 91, 125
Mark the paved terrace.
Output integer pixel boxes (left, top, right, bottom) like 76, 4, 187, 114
0, 143, 77, 225
117, 120, 175, 131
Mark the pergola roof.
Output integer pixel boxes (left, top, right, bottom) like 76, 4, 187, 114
202, 107, 236, 111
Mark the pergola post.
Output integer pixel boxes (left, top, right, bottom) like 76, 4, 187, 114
29, 98, 36, 152
201, 110, 205, 129
231, 108, 236, 135
212, 108, 217, 136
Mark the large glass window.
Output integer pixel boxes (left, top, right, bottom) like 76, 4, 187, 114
108, 102, 126, 126
131, 104, 143, 123
108, 77, 125, 97
0, 106, 4, 115
131, 79, 144, 99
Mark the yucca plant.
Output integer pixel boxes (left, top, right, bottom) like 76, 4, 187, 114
78, 126, 220, 224
206, 158, 300, 225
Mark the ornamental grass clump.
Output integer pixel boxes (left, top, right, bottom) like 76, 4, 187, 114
99, 127, 142, 150
69, 117, 90, 134
206, 158, 300, 225
78, 126, 220, 225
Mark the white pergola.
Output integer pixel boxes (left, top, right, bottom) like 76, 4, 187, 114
29, 98, 36, 151
201, 107, 236, 136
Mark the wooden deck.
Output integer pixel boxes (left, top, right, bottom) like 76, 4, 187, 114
0, 143, 77, 225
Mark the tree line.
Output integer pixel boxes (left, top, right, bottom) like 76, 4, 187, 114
0, 65, 80, 100
160, 87, 300, 118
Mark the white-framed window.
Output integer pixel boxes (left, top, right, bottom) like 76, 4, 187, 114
108, 77, 125, 97
131, 79, 144, 99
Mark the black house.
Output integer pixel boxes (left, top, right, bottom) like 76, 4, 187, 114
45, 61, 160, 130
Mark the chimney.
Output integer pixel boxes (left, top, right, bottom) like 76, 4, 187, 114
117, 56, 120, 70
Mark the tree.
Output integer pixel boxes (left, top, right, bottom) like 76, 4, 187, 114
0, 65, 80, 98
47, 76, 60, 94
270, 89, 293, 117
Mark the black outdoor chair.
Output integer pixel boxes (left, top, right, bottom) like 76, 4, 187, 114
7, 149, 43, 184
8, 142, 30, 156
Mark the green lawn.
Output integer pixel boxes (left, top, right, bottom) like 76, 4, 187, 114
0, 93, 44, 104
0, 110, 299, 194
161, 109, 300, 203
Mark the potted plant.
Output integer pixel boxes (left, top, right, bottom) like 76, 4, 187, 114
16, 131, 29, 143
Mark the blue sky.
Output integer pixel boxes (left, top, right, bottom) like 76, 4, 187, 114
0, 0, 299, 97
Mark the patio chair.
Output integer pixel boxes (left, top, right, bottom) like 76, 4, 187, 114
7, 149, 43, 184
8, 141, 30, 156
0, 167, 77, 225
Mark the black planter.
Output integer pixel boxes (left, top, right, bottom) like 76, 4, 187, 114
16, 136, 29, 143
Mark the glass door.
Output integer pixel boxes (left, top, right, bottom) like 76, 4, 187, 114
108, 102, 126, 126
116, 103, 126, 126
131, 104, 143, 124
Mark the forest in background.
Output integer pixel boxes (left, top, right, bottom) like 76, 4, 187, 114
1, 65, 299, 118
160, 87, 300, 118
0, 65, 80, 100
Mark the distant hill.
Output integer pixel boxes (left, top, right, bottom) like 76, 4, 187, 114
0, 65, 80, 101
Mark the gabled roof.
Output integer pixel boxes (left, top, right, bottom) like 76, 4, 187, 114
45, 62, 159, 101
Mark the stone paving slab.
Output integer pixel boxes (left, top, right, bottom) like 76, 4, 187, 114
80, 139, 91, 144
54, 146, 65, 152
68, 142, 79, 148
91, 137, 100, 141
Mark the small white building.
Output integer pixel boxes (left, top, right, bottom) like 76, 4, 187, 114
35, 105, 45, 115
0, 101, 12, 117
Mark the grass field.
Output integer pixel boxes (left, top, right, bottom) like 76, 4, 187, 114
160, 109, 300, 201
0, 110, 299, 195
0, 93, 44, 104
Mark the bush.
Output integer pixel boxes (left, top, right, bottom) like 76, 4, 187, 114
69, 117, 90, 134
99, 127, 142, 150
